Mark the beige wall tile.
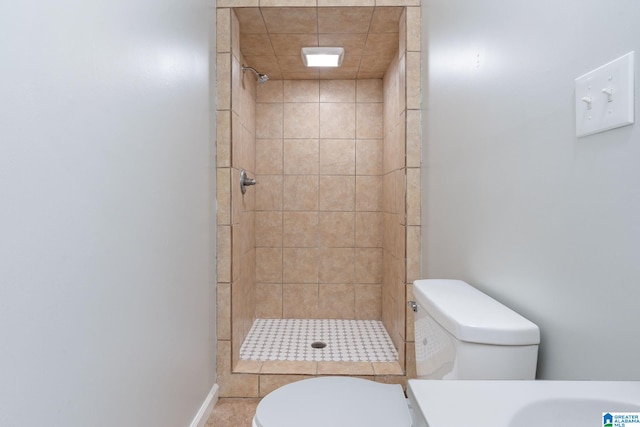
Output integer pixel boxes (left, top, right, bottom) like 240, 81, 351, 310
319, 212, 355, 248
255, 174, 283, 211
319, 175, 355, 211
217, 225, 231, 283
406, 51, 421, 110
355, 248, 383, 283
355, 139, 383, 175
217, 53, 231, 110
405, 283, 415, 342
283, 283, 319, 318
217, 111, 231, 168
257, 79, 283, 103
256, 247, 283, 283
256, 138, 283, 174
255, 211, 282, 247
217, 8, 231, 53
231, 8, 241, 59
355, 175, 382, 211
284, 103, 319, 139
406, 6, 421, 52
355, 212, 383, 247
319, 103, 355, 139
319, 248, 355, 284
256, 283, 283, 318
355, 283, 382, 319
284, 80, 319, 102
356, 103, 383, 139
406, 226, 420, 283
283, 248, 319, 283
318, 283, 355, 318
398, 7, 406, 57
284, 139, 319, 174
406, 167, 420, 225
283, 211, 318, 247
320, 80, 356, 102
356, 79, 383, 102
256, 103, 283, 138
406, 110, 421, 167
320, 139, 355, 175
283, 175, 319, 210
405, 342, 416, 378
217, 167, 232, 225
217, 283, 232, 340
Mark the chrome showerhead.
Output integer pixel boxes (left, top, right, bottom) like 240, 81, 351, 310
242, 65, 269, 85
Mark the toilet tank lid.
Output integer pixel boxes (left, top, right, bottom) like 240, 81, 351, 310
413, 279, 540, 345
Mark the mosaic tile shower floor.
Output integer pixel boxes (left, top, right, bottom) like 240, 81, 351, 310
239, 318, 398, 363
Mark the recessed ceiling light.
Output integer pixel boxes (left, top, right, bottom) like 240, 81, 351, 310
301, 47, 344, 67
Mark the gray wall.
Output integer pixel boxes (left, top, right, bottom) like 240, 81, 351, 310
421, 0, 640, 379
0, 0, 214, 425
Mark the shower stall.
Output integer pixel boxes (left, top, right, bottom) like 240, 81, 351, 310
214, 3, 422, 398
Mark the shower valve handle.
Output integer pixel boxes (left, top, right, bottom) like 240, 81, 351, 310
240, 169, 257, 194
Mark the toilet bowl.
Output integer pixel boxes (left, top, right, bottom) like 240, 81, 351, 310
252, 279, 541, 427
252, 376, 411, 427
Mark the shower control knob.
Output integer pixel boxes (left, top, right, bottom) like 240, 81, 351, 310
240, 169, 257, 194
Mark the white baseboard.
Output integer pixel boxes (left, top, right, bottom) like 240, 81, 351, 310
190, 383, 219, 427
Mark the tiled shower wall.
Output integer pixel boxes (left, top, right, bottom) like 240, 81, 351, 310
214, 2, 421, 398
253, 78, 385, 321
381, 6, 421, 374
216, 8, 259, 390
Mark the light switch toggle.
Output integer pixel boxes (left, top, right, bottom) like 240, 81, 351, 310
575, 51, 635, 137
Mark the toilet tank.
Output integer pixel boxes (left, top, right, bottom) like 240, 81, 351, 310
412, 280, 540, 380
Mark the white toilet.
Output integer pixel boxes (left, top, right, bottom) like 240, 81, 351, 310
252, 279, 541, 427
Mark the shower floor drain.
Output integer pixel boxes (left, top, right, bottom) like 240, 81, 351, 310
311, 341, 327, 349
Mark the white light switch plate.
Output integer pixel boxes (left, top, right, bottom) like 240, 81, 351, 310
575, 51, 635, 137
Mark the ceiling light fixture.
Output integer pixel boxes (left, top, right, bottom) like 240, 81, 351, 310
301, 47, 344, 67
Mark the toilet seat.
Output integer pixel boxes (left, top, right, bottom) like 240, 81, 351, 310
254, 376, 412, 427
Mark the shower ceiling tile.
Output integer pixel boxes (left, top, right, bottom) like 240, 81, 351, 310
270, 34, 318, 56
317, 7, 373, 33
234, 7, 267, 33
236, 6, 402, 80
370, 7, 404, 32
261, 7, 318, 33
363, 33, 399, 57
240, 33, 275, 56
318, 33, 368, 53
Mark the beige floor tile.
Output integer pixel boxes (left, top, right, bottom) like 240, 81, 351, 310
261, 360, 317, 375
317, 361, 374, 375
206, 398, 260, 427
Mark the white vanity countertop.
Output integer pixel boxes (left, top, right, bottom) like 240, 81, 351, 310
407, 380, 640, 427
